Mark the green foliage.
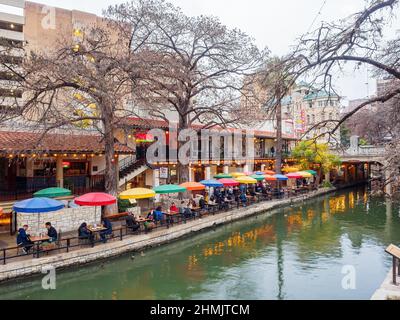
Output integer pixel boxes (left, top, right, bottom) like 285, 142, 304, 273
359, 138, 368, 146
118, 198, 136, 213
323, 181, 334, 188
292, 140, 342, 174
340, 125, 351, 147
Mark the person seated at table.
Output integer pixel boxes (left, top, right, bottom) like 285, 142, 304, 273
78, 222, 94, 242
146, 210, 155, 221
189, 197, 197, 208
100, 218, 113, 243
126, 213, 140, 233
239, 192, 248, 207
208, 195, 217, 206
45, 222, 58, 243
153, 206, 166, 224
169, 202, 179, 213
16, 225, 34, 254
199, 197, 207, 210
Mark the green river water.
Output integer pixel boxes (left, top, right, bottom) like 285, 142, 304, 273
0, 187, 399, 300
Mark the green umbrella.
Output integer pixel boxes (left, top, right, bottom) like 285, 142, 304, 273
153, 184, 187, 194
305, 170, 317, 176
250, 175, 266, 182
214, 173, 233, 179
33, 187, 72, 198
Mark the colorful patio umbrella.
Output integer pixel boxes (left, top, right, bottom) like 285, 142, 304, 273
250, 175, 266, 181
75, 193, 117, 206
243, 172, 254, 176
13, 197, 65, 235
231, 172, 246, 178
297, 171, 313, 178
265, 175, 278, 181
286, 173, 303, 179
264, 170, 276, 175
33, 187, 72, 198
75, 193, 117, 224
274, 174, 289, 181
119, 188, 156, 200
214, 173, 233, 179
180, 182, 206, 191
13, 197, 65, 213
235, 176, 258, 184
200, 179, 224, 188
153, 184, 187, 194
282, 167, 300, 173
218, 178, 240, 187
305, 170, 317, 176
254, 171, 265, 175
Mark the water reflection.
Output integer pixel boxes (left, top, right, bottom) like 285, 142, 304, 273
0, 187, 399, 300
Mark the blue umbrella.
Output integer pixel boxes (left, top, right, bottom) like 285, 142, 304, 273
200, 179, 224, 188
274, 174, 289, 181
255, 171, 265, 175
13, 197, 65, 213
13, 198, 65, 236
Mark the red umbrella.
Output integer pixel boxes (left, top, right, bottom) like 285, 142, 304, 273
218, 178, 240, 187
75, 193, 117, 206
286, 173, 303, 179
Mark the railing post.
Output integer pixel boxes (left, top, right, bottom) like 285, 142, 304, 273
36, 243, 40, 259
67, 239, 70, 253
120, 228, 123, 241
393, 256, 397, 285
2, 249, 5, 265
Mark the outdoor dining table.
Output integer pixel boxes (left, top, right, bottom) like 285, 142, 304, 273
30, 235, 50, 243
87, 225, 107, 246
165, 211, 181, 226
207, 203, 219, 214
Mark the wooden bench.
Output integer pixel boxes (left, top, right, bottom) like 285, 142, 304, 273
386, 244, 400, 285
107, 212, 130, 222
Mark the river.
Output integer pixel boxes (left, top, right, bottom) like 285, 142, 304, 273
0, 187, 399, 300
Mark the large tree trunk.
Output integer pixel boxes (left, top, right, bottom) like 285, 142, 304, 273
177, 113, 190, 183
275, 99, 283, 174
102, 108, 118, 217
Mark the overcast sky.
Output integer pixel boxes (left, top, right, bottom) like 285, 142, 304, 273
23, 0, 400, 101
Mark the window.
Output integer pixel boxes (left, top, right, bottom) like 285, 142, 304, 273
0, 71, 19, 81
0, 55, 23, 65
307, 115, 310, 124
321, 113, 325, 121
0, 89, 22, 98
329, 113, 333, 120
0, 21, 23, 33
312, 114, 315, 123
0, 38, 23, 48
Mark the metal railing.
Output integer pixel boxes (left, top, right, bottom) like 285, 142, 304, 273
1, 186, 318, 265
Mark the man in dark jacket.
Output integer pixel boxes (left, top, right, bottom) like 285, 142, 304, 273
100, 218, 113, 243
126, 214, 140, 233
45, 222, 58, 242
78, 222, 94, 242
16, 225, 34, 254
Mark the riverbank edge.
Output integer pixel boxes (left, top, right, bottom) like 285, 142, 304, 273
371, 269, 400, 300
0, 187, 337, 283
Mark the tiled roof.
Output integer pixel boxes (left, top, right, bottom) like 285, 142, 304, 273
122, 117, 297, 140
303, 90, 339, 101
0, 131, 134, 154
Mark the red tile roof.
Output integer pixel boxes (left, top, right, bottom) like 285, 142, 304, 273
122, 117, 297, 140
0, 131, 134, 154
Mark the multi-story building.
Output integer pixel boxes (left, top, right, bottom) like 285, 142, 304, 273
0, 1, 298, 207
282, 82, 342, 145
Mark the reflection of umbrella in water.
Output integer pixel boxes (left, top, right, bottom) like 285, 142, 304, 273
75, 193, 117, 223
33, 187, 72, 198
13, 197, 65, 235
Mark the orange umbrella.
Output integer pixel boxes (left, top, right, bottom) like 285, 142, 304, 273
180, 182, 206, 191
265, 175, 278, 181
264, 170, 276, 175
0, 207, 3, 215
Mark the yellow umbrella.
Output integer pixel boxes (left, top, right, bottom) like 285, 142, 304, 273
282, 167, 300, 173
231, 172, 246, 178
235, 176, 258, 184
297, 171, 313, 178
119, 188, 156, 200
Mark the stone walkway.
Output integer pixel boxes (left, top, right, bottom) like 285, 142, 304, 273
371, 270, 400, 300
0, 188, 335, 282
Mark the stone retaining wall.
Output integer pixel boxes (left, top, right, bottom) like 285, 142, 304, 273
17, 207, 98, 236
0, 188, 335, 283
